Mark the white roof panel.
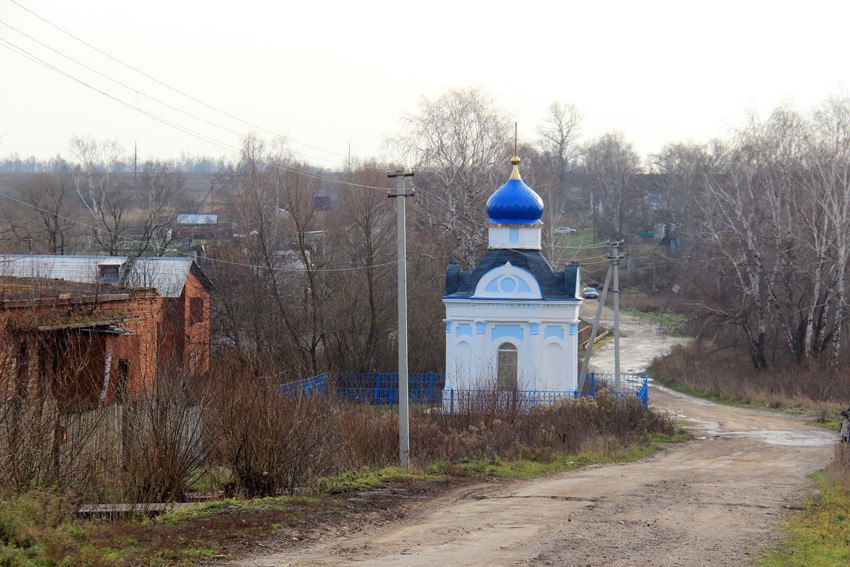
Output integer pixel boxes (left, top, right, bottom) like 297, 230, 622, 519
0, 255, 199, 298
177, 214, 217, 225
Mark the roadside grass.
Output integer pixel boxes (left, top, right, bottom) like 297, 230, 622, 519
649, 369, 814, 414
650, 368, 839, 435
762, 447, 850, 567
0, 433, 686, 566
0, 364, 683, 566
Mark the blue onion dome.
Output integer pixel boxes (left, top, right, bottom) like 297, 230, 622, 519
486, 156, 544, 224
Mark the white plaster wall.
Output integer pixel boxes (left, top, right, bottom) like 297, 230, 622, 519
444, 299, 581, 393
488, 225, 542, 249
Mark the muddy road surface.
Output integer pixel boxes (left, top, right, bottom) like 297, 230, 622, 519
235, 301, 836, 566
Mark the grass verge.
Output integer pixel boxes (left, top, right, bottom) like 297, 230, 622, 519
649, 369, 819, 416
621, 308, 688, 337
762, 469, 850, 566
0, 437, 684, 566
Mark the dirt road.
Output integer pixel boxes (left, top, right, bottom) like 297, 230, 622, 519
236, 301, 836, 566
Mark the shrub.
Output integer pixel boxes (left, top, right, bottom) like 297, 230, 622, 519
120, 371, 211, 504
206, 373, 340, 497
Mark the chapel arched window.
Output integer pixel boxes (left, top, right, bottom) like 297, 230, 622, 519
497, 343, 518, 390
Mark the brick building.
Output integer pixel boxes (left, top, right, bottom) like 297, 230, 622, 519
0, 256, 213, 405
0, 278, 158, 409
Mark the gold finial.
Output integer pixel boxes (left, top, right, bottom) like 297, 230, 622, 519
510, 122, 521, 179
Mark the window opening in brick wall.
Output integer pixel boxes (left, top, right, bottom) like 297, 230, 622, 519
190, 297, 204, 324
116, 359, 130, 403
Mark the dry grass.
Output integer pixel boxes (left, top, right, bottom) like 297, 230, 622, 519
651, 342, 850, 412
0, 364, 678, 564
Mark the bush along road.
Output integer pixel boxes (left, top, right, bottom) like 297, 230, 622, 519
231, 305, 835, 566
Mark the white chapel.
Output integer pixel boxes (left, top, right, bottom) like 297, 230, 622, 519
443, 155, 582, 394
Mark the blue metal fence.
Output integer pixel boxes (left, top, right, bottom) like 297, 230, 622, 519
279, 371, 649, 411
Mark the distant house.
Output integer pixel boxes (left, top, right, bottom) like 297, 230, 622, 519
0, 255, 213, 378
175, 214, 219, 255
176, 214, 218, 226
0, 278, 158, 409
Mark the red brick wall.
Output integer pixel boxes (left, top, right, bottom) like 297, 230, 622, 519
0, 289, 158, 407
154, 269, 210, 377
182, 270, 210, 376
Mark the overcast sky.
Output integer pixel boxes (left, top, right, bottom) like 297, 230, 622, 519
2, 0, 849, 169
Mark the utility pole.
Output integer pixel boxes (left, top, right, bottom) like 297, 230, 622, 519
388, 168, 414, 468
578, 241, 624, 395
610, 241, 625, 394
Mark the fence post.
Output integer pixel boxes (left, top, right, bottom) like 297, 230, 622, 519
374, 372, 380, 405
450, 388, 454, 415
429, 372, 434, 404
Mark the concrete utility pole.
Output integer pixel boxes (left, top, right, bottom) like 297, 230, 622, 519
388, 168, 414, 468
578, 261, 612, 393
577, 241, 625, 397
610, 241, 625, 394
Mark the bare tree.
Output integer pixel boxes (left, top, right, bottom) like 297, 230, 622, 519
326, 163, 395, 371
651, 141, 725, 238
213, 135, 339, 377
388, 87, 512, 268
806, 97, 850, 368
3, 169, 80, 254
583, 132, 641, 240
135, 161, 186, 256
537, 101, 582, 195
69, 137, 128, 254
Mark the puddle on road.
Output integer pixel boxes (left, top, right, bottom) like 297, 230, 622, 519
721, 430, 836, 447
687, 421, 835, 446
677, 416, 836, 447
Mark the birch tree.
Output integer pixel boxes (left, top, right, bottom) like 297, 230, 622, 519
69, 136, 128, 254
807, 97, 850, 368
135, 161, 186, 256
389, 87, 511, 268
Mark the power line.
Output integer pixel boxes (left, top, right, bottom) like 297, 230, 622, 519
0, 38, 238, 153
0, 18, 249, 139
0, 191, 400, 274
0, 35, 392, 191
7, 0, 348, 162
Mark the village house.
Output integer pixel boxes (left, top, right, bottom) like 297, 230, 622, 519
0, 255, 212, 388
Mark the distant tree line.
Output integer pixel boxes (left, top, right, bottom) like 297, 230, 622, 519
6, 88, 850, 378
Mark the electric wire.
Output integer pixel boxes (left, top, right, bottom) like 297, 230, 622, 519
0, 191, 402, 274
0, 34, 392, 191
7, 0, 348, 161
0, 38, 238, 153
0, 18, 252, 141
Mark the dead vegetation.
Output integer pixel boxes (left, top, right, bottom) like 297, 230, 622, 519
650, 341, 850, 412
0, 363, 677, 564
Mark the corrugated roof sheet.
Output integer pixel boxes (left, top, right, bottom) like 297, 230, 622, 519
0, 255, 202, 298
177, 214, 217, 225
